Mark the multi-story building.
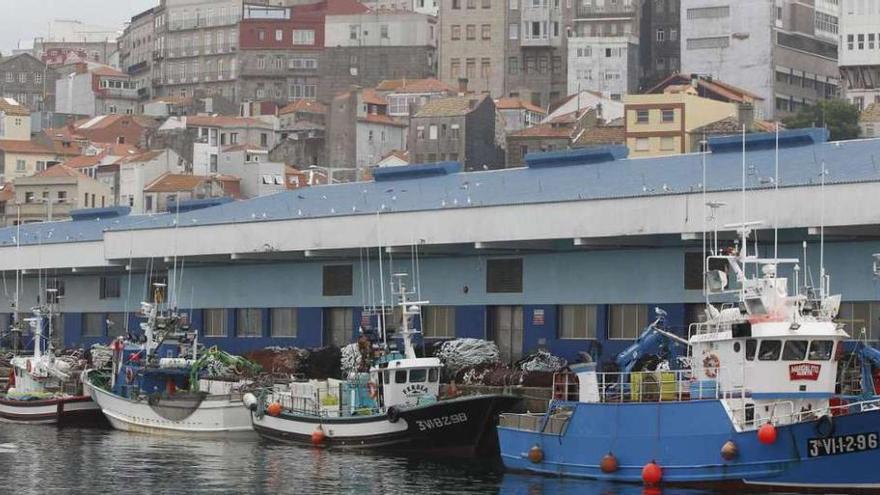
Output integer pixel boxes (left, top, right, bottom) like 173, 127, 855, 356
0, 140, 61, 181
13, 164, 113, 222
680, 0, 839, 119
639, 0, 681, 90
322, 9, 438, 99
376, 78, 455, 118
116, 149, 187, 212
327, 88, 408, 172
504, 0, 574, 108
237, 2, 325, 104
567, 0, 641, 100
33, 20, 119, 67
624, 89, 739, 158
363, 0, 440, 16
153, 0, 244, 101
860, 103, 880, 138
439, 0, 506, 98
55, 63, 139, 116
119, 8, 157, 103
495, 97, 546, 133
408, 94, 504, 170
839, 0, 880, 109
0, 54, 57, 113
0, 99, 33, 141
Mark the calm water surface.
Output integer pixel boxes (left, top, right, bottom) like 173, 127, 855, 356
0, 425, 803, 495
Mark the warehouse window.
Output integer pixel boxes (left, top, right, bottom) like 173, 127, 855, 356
559, 305, 597, 339
82, 313, 105, 337
107, 312, 126, 337
237, 309, 263, 337
608, 304, 648, 340
837, 302, 880, 341
487, 258, 523, 293
422, 306, 455, 338
271, 308, 297, 337
323, 265, 353, 296
99, 276, 121, 299
686, 36, 730, 50
203, 309, 228, 337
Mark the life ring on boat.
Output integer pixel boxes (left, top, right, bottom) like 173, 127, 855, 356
125, 367, 135, 384
387, 406, 400, 423
815, 415, 835, 438
367, 381, 378, 399
703, 354, 720, 378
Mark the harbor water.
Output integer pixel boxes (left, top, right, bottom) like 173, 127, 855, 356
0, 424, 812, 495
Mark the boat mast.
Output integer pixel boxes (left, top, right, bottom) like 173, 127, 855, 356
376, 212, 387, 348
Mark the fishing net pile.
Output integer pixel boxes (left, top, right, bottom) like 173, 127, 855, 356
244, 346, 341, 379
518, 350, 568, 373
191, 348, 261, 381
89, 344, 115, 369
435, 339, 500, 375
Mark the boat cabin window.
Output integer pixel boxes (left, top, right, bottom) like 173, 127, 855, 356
758, 340, 782, 361
429, 368, 439, 383
808, 340, 834, 361
782, 340, 808, 361
744, 298, 767, 315
383, 371, 389, 384
395, 370, 407, 383
409, 369, 427, 383
745, 339, 758, 361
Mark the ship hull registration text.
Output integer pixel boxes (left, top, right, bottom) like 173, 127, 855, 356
807, 432, 879, 457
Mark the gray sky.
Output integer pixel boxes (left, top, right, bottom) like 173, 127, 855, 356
0, 0, 157, 54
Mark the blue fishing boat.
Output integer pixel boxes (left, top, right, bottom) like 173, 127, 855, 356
498, 224, 880, 491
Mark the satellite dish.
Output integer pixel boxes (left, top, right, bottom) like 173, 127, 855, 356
706, 270, 728, 293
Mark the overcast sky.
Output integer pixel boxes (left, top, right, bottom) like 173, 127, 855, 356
0, 0, 157, 54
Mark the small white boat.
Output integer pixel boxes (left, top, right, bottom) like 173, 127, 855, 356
0, 308, 102, 426
84, 296, 259, 438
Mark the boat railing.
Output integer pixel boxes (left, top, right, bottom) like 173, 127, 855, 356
728, 397, 880, 430
582, 368, 746, 404
499, 409, 572, 435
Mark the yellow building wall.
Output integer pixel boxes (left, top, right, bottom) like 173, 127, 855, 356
2, 152, 57, 179
0, 114, 31, 141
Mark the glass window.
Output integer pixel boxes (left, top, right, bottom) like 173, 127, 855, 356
559, 305, 597, 339
428, 368, 439, 383
422, 306, 455, 338
203, 308, 228, 337
608, 304, 648, 340
409, 369, 427, 382
99, 276, 121, 299
237, 308, 263, 337
836, 302, 880, 340
745, 339, 757, 361
107, 313, 126, 337
636, 110, 649, 123
271, 308, 297, 337
782, 340, 808, 361
808, 340, 834, 361
395, 370, 407, 383
82, 313, 104, 337
758, 340, 782, 361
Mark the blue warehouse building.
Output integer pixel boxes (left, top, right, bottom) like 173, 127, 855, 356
1, 128, 880, 364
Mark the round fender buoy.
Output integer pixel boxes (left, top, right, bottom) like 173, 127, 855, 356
527, 445, 544, 464
600, 452, 619, 473
642, 461, 662, 485
387, 406, 400, 423
758, 423, 777, 445
311, 427, 326, 446
721, 440, 738, 460
242, 393, 258, 412
125, 367, 135, 384
815, 415, 835, 438
266, 402, 282, 417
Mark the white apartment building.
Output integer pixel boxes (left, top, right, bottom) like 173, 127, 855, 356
680, 0, 839, 119
839, 0, 880, 109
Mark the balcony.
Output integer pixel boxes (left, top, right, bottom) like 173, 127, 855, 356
98, 87, 139, 99
168, 14, 241, 32
575, 2, 637, 19
164, 44, 237, 59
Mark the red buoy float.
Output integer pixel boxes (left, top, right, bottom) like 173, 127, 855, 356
311, 427, 326, 446
641, 461, 662, 485
527, 445, 544, 464
266, 402, 282, 417
600, 452, 619, 473
758, 423, 777, 445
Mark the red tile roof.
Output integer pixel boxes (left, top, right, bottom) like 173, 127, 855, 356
376, 78, 456, 94
144, 173, 210, 193
359, 114, 407, 127
573, 125, 626, 147
0, 139, 53, 155
323, 0, 370, 15
0, 97, 30, 116
0, 184, 14, 202
62, 154, 102, 169
35, 164, 86, 179
495, 97, 546, 115
185, 115, 272, 128
508, 124, 572, 139
116, 150, 165, 164
647, 73, 764, 103
91, 66, 128, 78
361, 88, 388, 106
279, 99, 327, 115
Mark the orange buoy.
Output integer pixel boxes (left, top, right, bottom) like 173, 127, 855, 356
311, 427, 326, 446
721, 440, 738, 460
266, 402, 283, 417
527, 445, 544, 464
641, 461, 663, 485
600, 452, 619, 473
758, 423, 777, 445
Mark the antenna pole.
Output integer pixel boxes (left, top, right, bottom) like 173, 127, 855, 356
701, 135, 708, 303
376, 212, 386, 348
819, 161, 826, 299
774, 122, 779, 265
741, 124, 746, 301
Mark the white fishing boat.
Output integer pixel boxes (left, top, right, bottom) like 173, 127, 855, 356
84, 292, 260, 437
0, 307, 102, 425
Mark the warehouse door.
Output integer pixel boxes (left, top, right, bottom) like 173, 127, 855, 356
324, 307, 353, 347
490, 306, 523, 363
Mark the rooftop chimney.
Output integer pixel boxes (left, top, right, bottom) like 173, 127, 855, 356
737, 103, 755, 128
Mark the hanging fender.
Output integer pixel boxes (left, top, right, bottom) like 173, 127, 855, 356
703, 354, 720, 378
125, 367, 135, 384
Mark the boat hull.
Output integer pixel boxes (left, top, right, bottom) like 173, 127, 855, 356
0, 395, 103, 426
253, 394, 519, 457
498, 399, 880, 491
84, 375, 254, 438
